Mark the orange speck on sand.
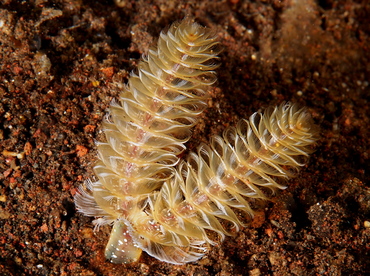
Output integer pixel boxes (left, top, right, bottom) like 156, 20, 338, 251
83, 124, 96, 133
100, 67, 114, 78
13, 66, 23, 74
41, 223, 48, 232
265, 228, 273, 237
76, 145, 88, 157
74, 249, 83, 257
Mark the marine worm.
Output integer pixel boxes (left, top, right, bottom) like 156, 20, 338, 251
74, 18, 319, 265
89, 103, 319, 264
74, 18, 221, 263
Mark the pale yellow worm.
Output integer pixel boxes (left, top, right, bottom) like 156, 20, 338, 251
74, 18, 221, 263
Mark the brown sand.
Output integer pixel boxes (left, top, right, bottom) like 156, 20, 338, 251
0, 0, 369, 275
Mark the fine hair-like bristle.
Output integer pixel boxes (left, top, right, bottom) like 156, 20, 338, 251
74, 18, 221, 264
121, 103, 319, 264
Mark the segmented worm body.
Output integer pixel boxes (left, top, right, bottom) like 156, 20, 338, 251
74, 18, 319, 265
74, 19, 221, 263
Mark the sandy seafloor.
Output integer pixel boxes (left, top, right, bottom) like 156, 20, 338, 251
0, 0, 369, 275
